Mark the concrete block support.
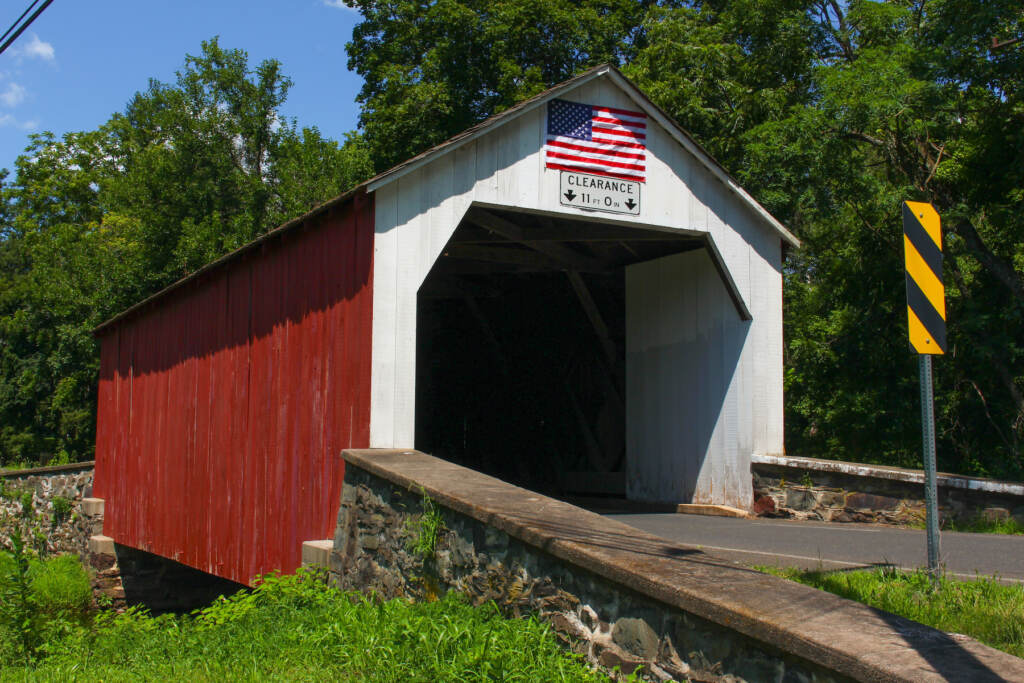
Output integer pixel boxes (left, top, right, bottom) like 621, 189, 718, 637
88, 534, 115, 555
301, 540, 333, 568
81, 497, 105, 517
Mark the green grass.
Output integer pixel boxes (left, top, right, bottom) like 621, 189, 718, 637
946, 516, 1024, 535
760, 565, 1024, 658
1, 546, 95, 664
908, 515, 1024, 535
2, 566, 610, 682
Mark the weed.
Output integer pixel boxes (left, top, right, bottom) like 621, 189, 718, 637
0, 528, 36, 663
760, 565, 1024, 658
49, 497, 72, 527
0, 481, 25, 503
19, 490, 34, 518
30, 555, 92, 618
0, 540, 95, 666
800, 471, 814, 488
1, 570, 609, 681
405, 487, 446, 562
912, 514, 1024, 535
947, 515, 1024, 535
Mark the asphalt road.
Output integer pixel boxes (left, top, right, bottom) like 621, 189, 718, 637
604, 513, 1024, 583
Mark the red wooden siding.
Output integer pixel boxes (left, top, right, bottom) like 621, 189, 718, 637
93, 193, 374, 586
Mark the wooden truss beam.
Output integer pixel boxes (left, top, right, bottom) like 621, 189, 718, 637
469, 209, 607, 271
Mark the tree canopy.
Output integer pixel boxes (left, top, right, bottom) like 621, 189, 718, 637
342, 0, 1023, 478
0, 39, 372, 465
1, 2, 1022, 480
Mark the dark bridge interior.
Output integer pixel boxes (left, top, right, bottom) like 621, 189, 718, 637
415, 206, 704, 497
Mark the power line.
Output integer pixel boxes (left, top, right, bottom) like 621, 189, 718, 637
0, 0, 53, 57
0, 0, 41, 46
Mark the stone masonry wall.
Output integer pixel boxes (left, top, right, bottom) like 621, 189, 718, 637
752, 457, 1024, 527
88, 542, 244, 614
2, 463, 241, 613
0, 462, 100, 557
331, 466, 847, 683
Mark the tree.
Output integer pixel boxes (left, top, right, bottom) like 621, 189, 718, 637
344, 0, 1024, 478
731, 0, 1024, 477
4, 3, 1022, 477
0, 39, 372, 466
343, 0, 674, 171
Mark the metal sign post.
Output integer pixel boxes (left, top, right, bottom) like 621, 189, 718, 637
902, 201, 945, 582
919, 354, 941, 577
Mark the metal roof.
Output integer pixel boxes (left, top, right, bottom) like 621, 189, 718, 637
95, 64, 797, 335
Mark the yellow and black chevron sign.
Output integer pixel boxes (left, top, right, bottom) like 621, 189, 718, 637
902, 201, 946, 355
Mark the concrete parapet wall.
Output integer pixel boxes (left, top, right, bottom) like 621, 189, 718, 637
334, 449, 1024, 682
752, 454, 1024, 526
0, 461, 100, 557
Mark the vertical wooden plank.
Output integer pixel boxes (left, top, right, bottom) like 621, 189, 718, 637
495, 117, 520, 210
188, 290, 209, 570
265, 248, 287, 580
370, 185, 398, 447
514, 109, 535, 209
751, 226, 785, 455
93, 330, 119, 500
116, 323, 135, 545
391, 176, 420, 447
245, 255, 271, 583
131, 307, 150, 550
316, 211, 336, 537
178, 295, 197, 562
277, 238, 299, 574
228, 260, 252, 583
322, 205, 348, 529
296, 228, 316, 567
665, 131, 691, 232
426, 153, 455, 285
351, 192, 375, 450
296, 224, 319, 564
205, 275, 228, 576
474, 119, 499, 203
149, 300, 167, 555
694, 251, 716, 503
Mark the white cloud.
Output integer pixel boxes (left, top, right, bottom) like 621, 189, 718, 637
10, 33, 54, 62
323, 0, 358, 10
0, 82, 26, 107
0, 113, 36, 130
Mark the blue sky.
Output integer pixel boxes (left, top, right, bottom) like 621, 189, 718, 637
0, 0, 365, 173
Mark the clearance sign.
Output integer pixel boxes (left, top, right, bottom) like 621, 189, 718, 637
902, 201, 946, 355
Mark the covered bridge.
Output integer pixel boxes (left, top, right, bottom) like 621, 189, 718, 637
92, 65, 798, 586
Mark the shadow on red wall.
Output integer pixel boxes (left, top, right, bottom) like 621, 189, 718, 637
94, 193, 374, 586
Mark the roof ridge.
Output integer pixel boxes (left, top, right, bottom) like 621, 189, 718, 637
95, 63, 796, 334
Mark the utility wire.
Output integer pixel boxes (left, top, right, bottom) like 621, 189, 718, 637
0, 0, 53, 57
0, 0, 41, 46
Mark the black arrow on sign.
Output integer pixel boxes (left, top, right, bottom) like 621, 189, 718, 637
625, 198, 636, 210
564, 189, 577, 201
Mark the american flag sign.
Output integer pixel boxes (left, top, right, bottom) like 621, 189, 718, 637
545, 99, 647, 183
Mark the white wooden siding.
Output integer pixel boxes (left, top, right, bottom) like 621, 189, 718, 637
369, 72, 785, 506
625, 249, 754, 508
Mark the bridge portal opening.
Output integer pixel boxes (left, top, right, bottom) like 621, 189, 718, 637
415, 207, 703, 498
